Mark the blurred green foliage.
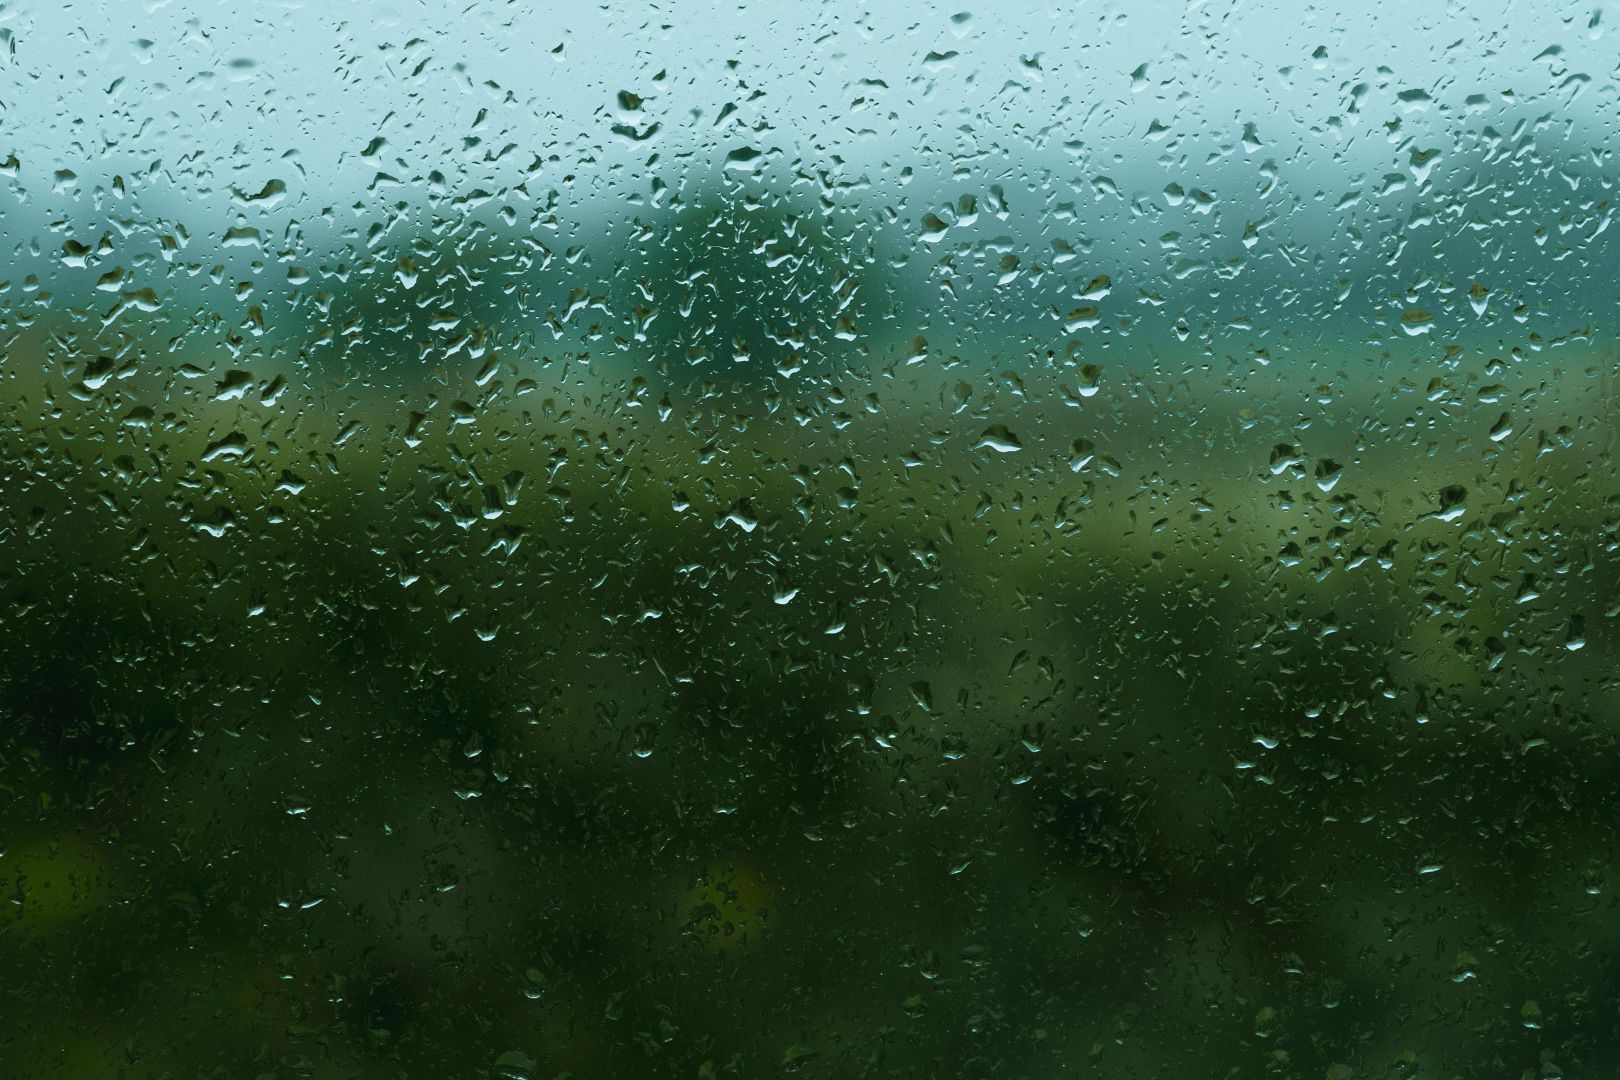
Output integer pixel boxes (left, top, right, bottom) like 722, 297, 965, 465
0, 163, 1616, 1080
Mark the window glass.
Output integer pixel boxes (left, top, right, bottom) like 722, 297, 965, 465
2, 2, 1615, 1075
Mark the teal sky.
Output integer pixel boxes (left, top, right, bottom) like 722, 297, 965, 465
5, 0, 1612, 210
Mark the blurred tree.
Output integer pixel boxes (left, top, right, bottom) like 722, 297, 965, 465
612, 177, 874, 389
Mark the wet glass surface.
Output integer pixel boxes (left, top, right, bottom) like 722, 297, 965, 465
1, 2, 1617, 1076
